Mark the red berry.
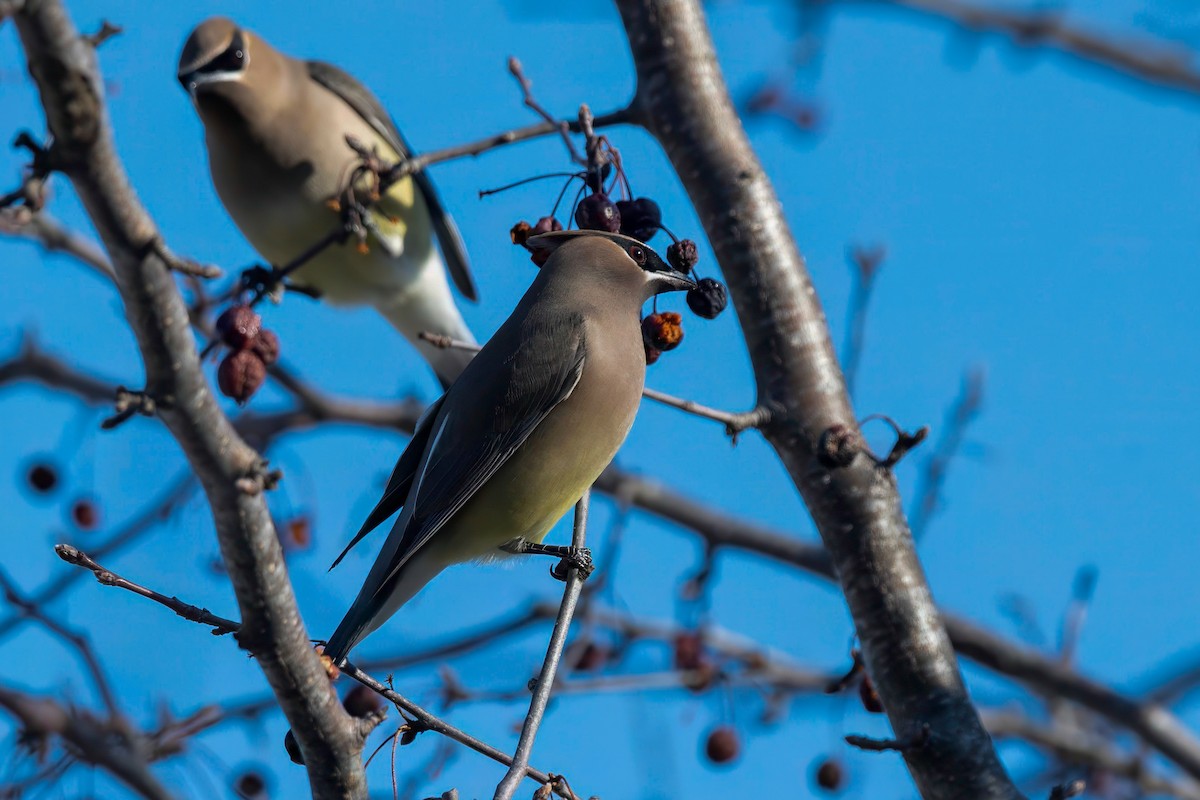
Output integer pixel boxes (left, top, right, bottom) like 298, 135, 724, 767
532, 216, 563, 235
26, 462, 58, 494
215, 304, 262, 349
70, 498, 100, 531
704, 725, 740, 765
814, 757, 846, 792
642, 312, 684, 352
667, 239, 699, 273
232, 769, 267, 799
574, 193, 621, 233
250, 329, 280, 366
218, 350, 267, 405
342, 684, 384, 718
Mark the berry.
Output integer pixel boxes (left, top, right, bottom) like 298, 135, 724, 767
584, 161, 612, 193
70, 498, 100, 531
667, 239, 699, 273
342, 684, 384, 718
575, 642, 608, 672
26, 462, 58, 494
616, 197, 661, 242
673, 631, 706, 671
642, 312, 684, 352
215, 305, 262, 350
218, 350, 268, 405
232, 769, 267, 799
283, 729, 304, 765
250, 329, 280, 366
686, 278, 728, 320
574, 193, 621, 233
859, 675, 884, 713
704, 726, 740, 765
281, 516, 311, 550
644, 344, 661, 365
532, 216, 563, 235
530, 248, 551, 268
814, 757, 846, 792
510, 220, 532, 246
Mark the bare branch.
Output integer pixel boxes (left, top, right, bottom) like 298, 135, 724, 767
0, 207, 114, 280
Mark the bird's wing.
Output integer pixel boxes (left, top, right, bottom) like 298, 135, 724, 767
373, 314, 587, 595
328, 395, 446, 571
305, 60, 478, 301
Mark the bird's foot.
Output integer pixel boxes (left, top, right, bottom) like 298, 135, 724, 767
501, 541, 594, 582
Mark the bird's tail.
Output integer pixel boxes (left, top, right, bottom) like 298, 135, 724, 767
324, 552, 445, 665
375, 255, 477, 389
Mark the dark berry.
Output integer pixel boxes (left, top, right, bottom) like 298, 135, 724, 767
642, 312, 684, 352
616, 197, 661, 242
704, 725, 740, 765
859, 675, 884, 713
530, 248, 551, 268
574, 193, 621, 233
814, 757, 846, 792
673, 631, 706, 672
584, 161, 612, 193
667, 239, 699, 273
532, 216, 563, 235
26, 462, 58, 494
218, 350, 268, 405
510, 220, 532, 246
342, 684, 384, 718
70, 498, 100, 531
233, 769, 268, 799
250, 329, 280, 366
644, 344, 661, 365
283, 729, 304, 765
575, 642, 608, 672
686, 278, 728, 319
215, 305, 262, 350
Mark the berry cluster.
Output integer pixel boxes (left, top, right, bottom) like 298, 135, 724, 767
22, 458, 102, 531
214, 305, 280, 404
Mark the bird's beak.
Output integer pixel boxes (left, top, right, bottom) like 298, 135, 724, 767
649, 266, 697, 293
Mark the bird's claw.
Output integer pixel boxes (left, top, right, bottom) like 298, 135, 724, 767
550, 546, 593, 581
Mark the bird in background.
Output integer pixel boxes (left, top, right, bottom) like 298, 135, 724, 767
177, 17, 477, 387
323, 230, 697, 663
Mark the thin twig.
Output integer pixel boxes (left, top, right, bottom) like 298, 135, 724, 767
493, 492, 591, 800
841, 244, 885, 398
910, 368, 984, 539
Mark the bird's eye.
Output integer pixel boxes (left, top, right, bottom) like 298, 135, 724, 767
627, 245, 647, 266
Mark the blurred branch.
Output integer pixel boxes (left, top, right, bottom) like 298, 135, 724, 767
9, 2, 368, 795
841, 243, 886, 398
832, 0, 1200, 97
614, 1, 1019, 796
0, 207, 114, 280
909, 368, 985, 539
0, 685, 173, 800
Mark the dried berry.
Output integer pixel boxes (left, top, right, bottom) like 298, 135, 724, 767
575, 642, 608, 673
218, 350, 268, 405
673, 631, 706, 672
250, 328, 280, 366
859, 675, 884, 713
644, 344, 661, 365
616, 197, 662, 242
232, 769, 268, 799
215, 304, 262, 350
342, 684, 384, 718
510, 220, 533, 246
283, 729, 304, 765
704, 725, 741, 765
530, 248, 551, 268
642, 312, 684, 352
532, 216, 563, 235
667, 239, 699, 273
70, 498, 100, 531
26, 462, 58, 494
574, 192, 621, 233
814, 757, 846, 792
686, 278, 728, 320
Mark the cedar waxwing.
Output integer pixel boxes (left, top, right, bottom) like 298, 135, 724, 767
177, 18, 477, 386
323, 230, 696, 662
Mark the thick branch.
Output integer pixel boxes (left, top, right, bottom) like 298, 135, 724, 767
614, 1, 1019, 796
10, 4, 366, 797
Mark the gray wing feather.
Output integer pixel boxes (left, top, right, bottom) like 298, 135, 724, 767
305, 60, 478, 301
373, 316, 587, 594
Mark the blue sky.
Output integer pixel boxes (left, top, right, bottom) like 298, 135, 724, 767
2, 1, 1199, 797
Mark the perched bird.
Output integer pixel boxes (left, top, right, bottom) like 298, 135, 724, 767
324, 230, 696, 662
177, 18, 477, 386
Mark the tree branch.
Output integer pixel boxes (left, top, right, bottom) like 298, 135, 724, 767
9, 3, 367, 796
613, 1, 1019, 796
